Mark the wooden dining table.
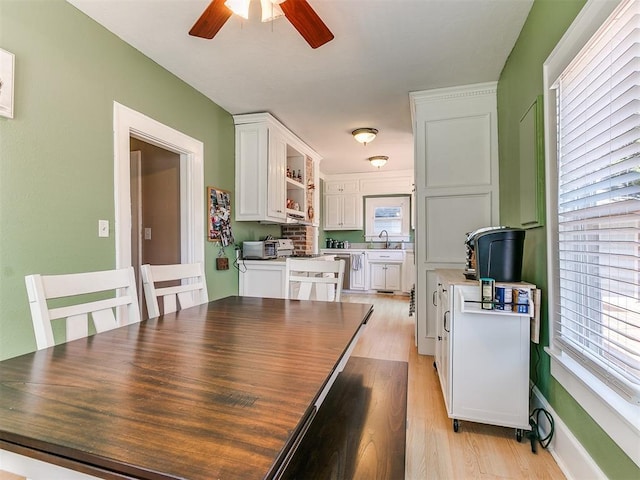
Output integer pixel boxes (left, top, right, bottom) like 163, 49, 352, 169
0, 296, 373, 480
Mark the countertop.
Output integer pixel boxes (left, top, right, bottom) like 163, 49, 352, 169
321, 248, 414, 254
435, 268, 536, 288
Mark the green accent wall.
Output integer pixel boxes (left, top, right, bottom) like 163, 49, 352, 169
498, 0, 637, 477
0, 0, 279, 360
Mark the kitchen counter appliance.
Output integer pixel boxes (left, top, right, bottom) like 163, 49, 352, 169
275, 239, 294, 257
242, 240, 277, 260
464, 227, 525, 282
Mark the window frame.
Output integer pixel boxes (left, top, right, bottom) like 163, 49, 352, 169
364, 196, 411, 242
543, 0, 640, 466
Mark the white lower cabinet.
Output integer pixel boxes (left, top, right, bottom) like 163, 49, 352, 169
349, 252, 367, 290
369, 263, 401, 291
434, 269, 535, 438
402, 252, 415, 293
238, 260, 287, 298
367, 250, 403, 292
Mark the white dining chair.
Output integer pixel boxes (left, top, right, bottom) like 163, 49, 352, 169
284, 258, 345, 302
140, 262, 209, 318
24, 266, 141, 350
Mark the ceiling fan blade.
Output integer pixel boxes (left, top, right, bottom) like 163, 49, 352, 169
189, 0, 232, 39
280, 0, 334, 49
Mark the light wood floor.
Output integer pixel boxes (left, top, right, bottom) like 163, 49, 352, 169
344, 293, 565, 480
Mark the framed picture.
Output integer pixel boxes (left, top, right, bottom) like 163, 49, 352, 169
518, 95, 545, 228
0, 48, 14, 119
207, 186, 234, 246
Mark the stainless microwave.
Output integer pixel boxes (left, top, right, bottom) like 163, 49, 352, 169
242, 240, 278, 259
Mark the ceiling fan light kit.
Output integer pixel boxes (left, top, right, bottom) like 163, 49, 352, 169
259, 0, 285, 22
190, 0, 334, 49
224, 0, 250, 19
352, 128, 378, 145
368, 156, 388, 169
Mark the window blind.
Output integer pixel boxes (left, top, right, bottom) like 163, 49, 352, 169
553, 0, 640, 403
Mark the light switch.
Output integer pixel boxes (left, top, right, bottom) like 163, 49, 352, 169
98, 220, 109, 238
144, 228, 152, 240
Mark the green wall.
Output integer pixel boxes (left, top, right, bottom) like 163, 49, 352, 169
0, 0, 279, 360
497, 0, 637, 477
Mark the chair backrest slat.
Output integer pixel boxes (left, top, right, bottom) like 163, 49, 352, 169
24, 267, 141, 350
140, 263, 208, 318
285, 258, 345, 302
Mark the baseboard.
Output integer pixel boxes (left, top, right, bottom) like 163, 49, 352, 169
530, 385, 606, 480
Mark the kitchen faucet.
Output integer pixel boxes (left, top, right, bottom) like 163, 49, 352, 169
379, 229, 389, 249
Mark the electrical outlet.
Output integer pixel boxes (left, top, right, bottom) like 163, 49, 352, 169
144, 228, 152, 240
98, 220, 109, 238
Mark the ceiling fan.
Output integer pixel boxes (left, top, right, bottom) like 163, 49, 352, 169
189, 0, 334, 49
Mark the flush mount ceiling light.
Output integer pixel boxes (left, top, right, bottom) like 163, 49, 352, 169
368, 156, 388, 168
352, 128, 378, 145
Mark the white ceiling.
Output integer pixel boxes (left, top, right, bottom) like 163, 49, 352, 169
67, 0, 533, 175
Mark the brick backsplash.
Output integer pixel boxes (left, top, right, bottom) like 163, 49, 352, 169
281, 225, 314, 256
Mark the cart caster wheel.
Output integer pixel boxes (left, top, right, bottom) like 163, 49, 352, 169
516, 429, 523, 442
453, 419, 459, 432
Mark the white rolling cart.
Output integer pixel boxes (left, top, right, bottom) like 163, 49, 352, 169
434, 269, 539, 445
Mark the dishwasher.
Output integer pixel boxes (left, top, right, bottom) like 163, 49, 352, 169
335, 254, 351, 290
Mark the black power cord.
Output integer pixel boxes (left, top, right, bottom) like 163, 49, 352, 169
525, 344, 555, 453
530, 407, 555, 450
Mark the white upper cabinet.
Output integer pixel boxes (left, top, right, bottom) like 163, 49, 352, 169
322, 171, 413, 232
267, 128, 287, 221
324, 192, 362, 230
324, 179, 359, 194
234, 113, 321, 224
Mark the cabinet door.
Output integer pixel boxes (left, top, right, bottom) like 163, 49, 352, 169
235, 123, 268, 220
341, 194, 362, 229
434, 280, 443, 372
324, 181, 344, 194
402, 252, 415, 293
350, 253, 366, 290
369, 264, 387, 290
324, 195, 343, 229
385, 264, 402, 290
440, 285, 451, 413
239, 264, 286, 299
324, 179, 359, 194
267, 130, 287, 221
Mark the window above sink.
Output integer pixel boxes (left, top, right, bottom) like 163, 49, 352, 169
364, 196, 411, 242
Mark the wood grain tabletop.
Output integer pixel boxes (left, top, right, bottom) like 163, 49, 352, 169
0, 296, 373, 480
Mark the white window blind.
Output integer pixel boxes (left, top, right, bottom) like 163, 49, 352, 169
553, 0, 640, 403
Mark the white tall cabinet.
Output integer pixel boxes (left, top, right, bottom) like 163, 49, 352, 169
410, 83, 500, 355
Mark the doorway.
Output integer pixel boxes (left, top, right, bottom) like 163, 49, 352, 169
130, 140, 181, 318
113, 102, 205, 313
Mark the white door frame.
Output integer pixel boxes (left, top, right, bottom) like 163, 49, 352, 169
113, 102, 204, 269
